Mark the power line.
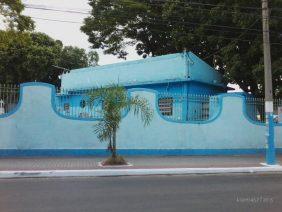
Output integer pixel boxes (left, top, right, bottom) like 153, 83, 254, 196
24, 2, 282, 22
30, 11, 263, 33
153, 0, 282, 12
23, 2, 282, 29
31, 13, 282, 35
26, 16, 282, 46
138, 27, 282, 45
151, 18, 263, 32
24, 2, 281, 41
30, 17, 82, 24
270, 7, 282, 12
30, 15, 282, 37
24, 2, 282, 20
26, 3, 258, 17
203, 19, 261, 60
149, 1, 282, 19
24, 4, 90, 15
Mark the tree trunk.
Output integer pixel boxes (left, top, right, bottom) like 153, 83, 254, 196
112, 128, 117, 158
108, 137, 113, 153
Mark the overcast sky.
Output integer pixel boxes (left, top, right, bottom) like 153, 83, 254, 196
21, 0, 141, 65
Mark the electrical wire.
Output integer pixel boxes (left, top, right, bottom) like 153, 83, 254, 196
153, 0, 282, 12
22, 16, 282, 46
24, 2, 282, 20
30, 16, 82, 24
24, 3, 282, 32
24, 4, 90, 15
203, 19, 261, 59
30, 15, 282, 36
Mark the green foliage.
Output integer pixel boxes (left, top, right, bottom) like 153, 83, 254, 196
59, 46, 89, 70
89, 85, 153, 158
0, 1, 99, 85
87, 51, 99, 66
0, 30, 99, 86
82, 0, 282, 97
0, 0, 34, 31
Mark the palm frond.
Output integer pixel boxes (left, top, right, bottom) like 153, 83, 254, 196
93, 120, 112, 142
128, 95, 153, 126
89, 84, 153, 145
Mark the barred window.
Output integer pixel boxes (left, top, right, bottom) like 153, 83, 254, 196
201, 102, 210, 120
64, 103, 70, 112
80, 100, 86, 108
158, 97, 173, 116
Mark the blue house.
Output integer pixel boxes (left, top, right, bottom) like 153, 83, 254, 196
56, 51, 229, 121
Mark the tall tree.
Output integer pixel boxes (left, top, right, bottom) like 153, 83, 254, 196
82, 0, 282, 97
0, 31, 99, 86
59, 47, 100, 70
0, 0, 34, 31
0, 0, 99, 86
87, 51, 99, 66
59, 46, 89, 70
0, 31, 62, 84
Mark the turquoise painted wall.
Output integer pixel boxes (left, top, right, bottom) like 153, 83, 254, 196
0, 83, 281, 156
61, 53, 188, 90
59, 51, 227, 120
61, 52, 225, 90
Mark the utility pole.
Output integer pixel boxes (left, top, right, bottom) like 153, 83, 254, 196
261, 0, 276, 165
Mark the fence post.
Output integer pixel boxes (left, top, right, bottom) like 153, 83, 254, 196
182, 84, 188, 121
266, 113, 276, 165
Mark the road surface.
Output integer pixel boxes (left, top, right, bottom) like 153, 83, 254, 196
0, 173, 281, 212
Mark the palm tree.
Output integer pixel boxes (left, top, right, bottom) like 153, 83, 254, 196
89, 85, 153, 165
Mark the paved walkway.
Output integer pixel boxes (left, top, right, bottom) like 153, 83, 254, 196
0, 155, 281, 171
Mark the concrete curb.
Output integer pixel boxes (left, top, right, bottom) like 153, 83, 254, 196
1, 166, 282, 178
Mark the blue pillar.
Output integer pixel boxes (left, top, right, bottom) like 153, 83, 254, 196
266, 113, 276, 165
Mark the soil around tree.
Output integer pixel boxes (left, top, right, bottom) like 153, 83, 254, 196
101, 155, 128, 166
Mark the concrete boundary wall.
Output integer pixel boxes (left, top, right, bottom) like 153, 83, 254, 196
0, 82, 281, 157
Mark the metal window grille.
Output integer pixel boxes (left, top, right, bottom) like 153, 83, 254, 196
157, 93, 220, 122
158, 97, 173, 116
0, 84, 20, 115
64, 103, 70, 112
55, 88, 127, 119
246, 97, 282, 123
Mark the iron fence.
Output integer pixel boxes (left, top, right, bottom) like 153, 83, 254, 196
157, 93, 220, 122
55, 88, 103, 119
0, 84, 20, 115
246, 97, 282, 123
2, 84, 279, 124
55, 88, 128, 119
158, 94, 282, 123
55, 90, 221, 121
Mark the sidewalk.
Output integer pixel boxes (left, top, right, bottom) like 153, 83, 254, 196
0, 155, 282, 178
0, 155, 281, 171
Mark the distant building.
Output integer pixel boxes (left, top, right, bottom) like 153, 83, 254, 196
56, 52, 230, 119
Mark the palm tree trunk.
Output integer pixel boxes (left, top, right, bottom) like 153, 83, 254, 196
108, 137, 113, 153
112, 128, 117, 158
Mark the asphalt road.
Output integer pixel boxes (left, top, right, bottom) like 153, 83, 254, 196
0, 174, 282, 212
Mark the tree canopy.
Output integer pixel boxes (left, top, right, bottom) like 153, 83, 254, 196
0, 0, 34, 31
0, 30, 99, 86
81, 0, 282, 97
0, 0, 99, 86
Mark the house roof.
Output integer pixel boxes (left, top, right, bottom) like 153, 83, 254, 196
61, 51, 225, 90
